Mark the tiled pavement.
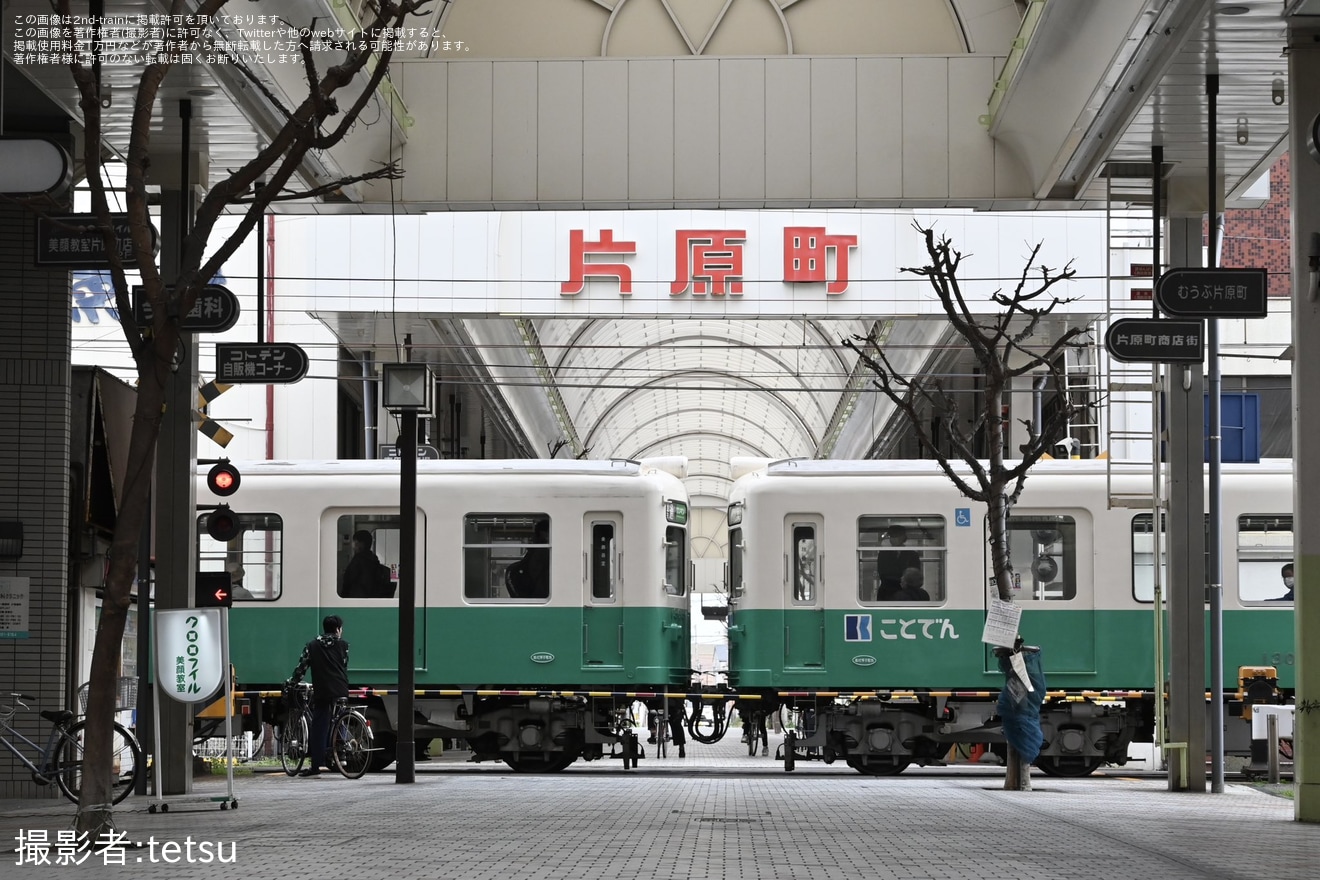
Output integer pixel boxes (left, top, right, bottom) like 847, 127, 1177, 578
1, 732, 1316, 879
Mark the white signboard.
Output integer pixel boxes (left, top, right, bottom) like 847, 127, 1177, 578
0, 576, 29, 639
155, 608, 225, 703
300, 210, 1108, 319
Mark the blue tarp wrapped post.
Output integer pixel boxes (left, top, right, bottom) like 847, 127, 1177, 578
996, 647, 1046, 763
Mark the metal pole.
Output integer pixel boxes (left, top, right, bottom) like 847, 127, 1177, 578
1150, 144, 1167, 771
396, 409, 417, 783
256, 186, 265, 345
1206, 72, 1225, 794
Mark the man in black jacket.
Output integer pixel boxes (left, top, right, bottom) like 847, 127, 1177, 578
288, 615, 350, 776
343, 530, 388, 598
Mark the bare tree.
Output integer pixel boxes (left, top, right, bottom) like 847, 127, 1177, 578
55, 0, 426, 834
843, 224, 1089, 789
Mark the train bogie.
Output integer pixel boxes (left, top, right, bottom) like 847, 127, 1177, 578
197, 458, 692, 771
726, 458, 1293, 775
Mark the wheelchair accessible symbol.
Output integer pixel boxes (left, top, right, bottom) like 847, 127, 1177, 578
845, 614, 872, 642
955, 508, 972, 527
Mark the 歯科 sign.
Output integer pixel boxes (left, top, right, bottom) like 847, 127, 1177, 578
134, 284, 240, 333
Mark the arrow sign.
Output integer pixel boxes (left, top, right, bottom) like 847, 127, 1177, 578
1155, 267, 1268, 318
1104, 318, 1204, 363
215, 342, 310, 384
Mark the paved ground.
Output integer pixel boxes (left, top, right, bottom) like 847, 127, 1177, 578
1, 731, 1316, 879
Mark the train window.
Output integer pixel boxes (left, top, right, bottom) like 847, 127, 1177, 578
1005, 515, 1076, 601
857, 516, 945, 604
1131, 514, 1212, 603
792, 525, 816, 603
196, 513, 283, 601
663, 525, 687, 596
728, 527, 744, 598
463, 514, 550, 602
334, 515, 402, 599
590, 522, 615, 601
1237, 515, 1293, 603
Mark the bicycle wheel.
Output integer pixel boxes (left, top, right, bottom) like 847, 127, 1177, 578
280, 715, 308, 777
331, 711, 372, 779
53, 720, 144, 806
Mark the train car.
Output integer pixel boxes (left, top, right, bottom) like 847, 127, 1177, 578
725, 458, 1295, 776
197, 457, 692, 771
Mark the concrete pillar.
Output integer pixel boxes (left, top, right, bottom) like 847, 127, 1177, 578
0, 196, 73, 798
1163, 213, 1207, 792
153, 185, 199, 796
1287, 21, 1320, 824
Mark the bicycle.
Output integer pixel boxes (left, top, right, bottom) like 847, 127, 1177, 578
0, 692, 144, 805
328, 696, 373, 779
648, 706, 671, 758
278, 682, 312, 777
281, 684, 373, 778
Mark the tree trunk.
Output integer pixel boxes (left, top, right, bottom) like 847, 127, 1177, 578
75, 342, 173, 834
1003, 744, 1032, 791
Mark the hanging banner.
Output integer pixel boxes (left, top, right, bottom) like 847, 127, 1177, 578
155, 608, 224, 703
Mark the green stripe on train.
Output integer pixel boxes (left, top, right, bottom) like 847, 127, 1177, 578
727, 608, 1295, 690
229, 605, 691, 689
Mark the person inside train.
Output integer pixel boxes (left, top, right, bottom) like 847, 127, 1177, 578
287, 615, 350, 777
897, 567, 931, 602
342, 529, 392, 598
1271, 562, 1295, 601
875, 524, 921, 600
507, 519, 551, 599
226, 561, 255, 601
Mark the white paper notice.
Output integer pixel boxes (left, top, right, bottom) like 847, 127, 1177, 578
1009, 650, 1034, 692
981, 598, 1021, 647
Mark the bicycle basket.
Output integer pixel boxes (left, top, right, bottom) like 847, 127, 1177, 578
76, 676, 139, 714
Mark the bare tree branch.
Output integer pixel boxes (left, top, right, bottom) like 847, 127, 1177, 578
54, 0, 428, 834
235, 162, 405, 203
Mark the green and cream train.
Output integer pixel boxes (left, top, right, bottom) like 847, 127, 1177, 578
198, 458, 692, 772
725, 458, 1296, 777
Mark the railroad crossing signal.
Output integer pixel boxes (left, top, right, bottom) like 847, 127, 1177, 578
194, 379, 234, 448
200, 458, 243, 541
204, 505, 241, 542
206, 460, 241, 496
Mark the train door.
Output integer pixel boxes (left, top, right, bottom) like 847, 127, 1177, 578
983, 511, 1095, 673
323, 509, 427, 675
783, 516, 825, 670
582, 514, 624, 670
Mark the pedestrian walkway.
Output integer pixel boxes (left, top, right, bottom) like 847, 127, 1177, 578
1, 733, 1315, 879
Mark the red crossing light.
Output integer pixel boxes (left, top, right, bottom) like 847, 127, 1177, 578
206, 505, 241, 542
207, 460, 241, 496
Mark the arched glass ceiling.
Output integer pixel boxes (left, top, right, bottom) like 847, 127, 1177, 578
531, 316, 874, 503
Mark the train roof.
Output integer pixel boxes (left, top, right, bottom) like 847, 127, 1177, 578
196, 457, 688, 480
735, 457, 1293, 480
